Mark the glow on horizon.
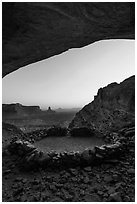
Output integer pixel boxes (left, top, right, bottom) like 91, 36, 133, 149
2, 40, 135, 109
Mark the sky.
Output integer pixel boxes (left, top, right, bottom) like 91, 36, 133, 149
2, 39, 135, 110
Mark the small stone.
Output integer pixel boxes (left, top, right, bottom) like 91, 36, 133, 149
125, 130, 135, 137
59, 177, 67, 184
25, 187, 30, 191
71, 177, 77, 182
88, 185, 99, 193
80, 189, 85, 196
84, 194, 101, 202
96, 174, 100, 179
10, 164, 15, 169
22, 178, 28, 184
103, 197, 108, 202
56, 191, 62, 197
127, 168, 135, 174
63, 183, 72, 190
46, 176, 52, 182
105, 159, 119, 164
108, 187, 116, 195
15, 177, 23, 182
13, 187, 23, 197
31, 179, 40, 185
3, 169, 11, 175
33, 185, 40, 190
63, 172, 71, 178
122, 161, 130, 165
97, 190, 103, 196
49, 184, 57, 192
124, 195, 130, 202
50, 197, 64, 202
12, 183, 19, 189
88, 186, 95, 193
27, 196, 35, 202
83, 177, 90, 184
20, 194, 27, 202
109, 192, 122, 202
113, 174, 120, 181
103, 193, 109, 197
33, 192, 41, 201
61, 189, 73, 201
55, 183, 63, 188
69, 168, 78, 176
81, 170, 88, 177
84, 167, 92, 172
42, 190, 51, 198
104, 175, 113, 183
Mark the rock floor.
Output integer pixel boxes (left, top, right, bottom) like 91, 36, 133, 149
2, 146, 135, 202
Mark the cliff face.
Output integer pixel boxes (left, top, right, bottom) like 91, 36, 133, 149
69, 76, 135, 134
2, 2, 135, 77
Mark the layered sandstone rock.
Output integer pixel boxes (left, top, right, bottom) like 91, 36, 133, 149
69, 76, 135, 134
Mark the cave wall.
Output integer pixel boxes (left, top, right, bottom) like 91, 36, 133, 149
2, 2, 135, 77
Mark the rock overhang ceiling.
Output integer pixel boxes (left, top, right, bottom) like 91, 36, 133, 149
2, 2, 135, 77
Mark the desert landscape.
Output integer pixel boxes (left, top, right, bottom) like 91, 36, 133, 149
2, 2, 135, 202
2, 76, 135, 202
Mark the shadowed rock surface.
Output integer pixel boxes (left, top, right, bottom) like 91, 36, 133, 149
2, 2, 135, 77
69, 76, 135, 134
2, 122, 26, 148
2, 125, 135, 202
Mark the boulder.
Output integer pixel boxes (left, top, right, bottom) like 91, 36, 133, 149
109, 192, 122, 202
